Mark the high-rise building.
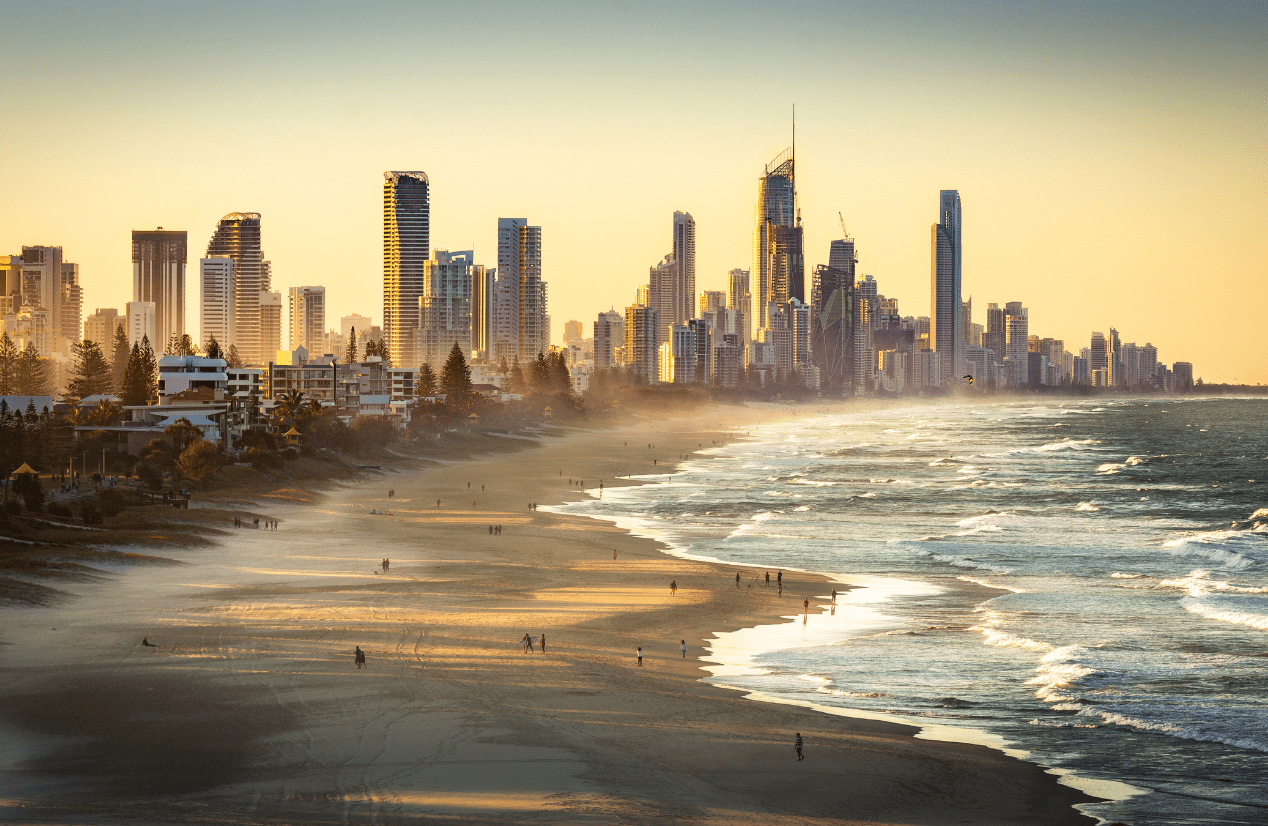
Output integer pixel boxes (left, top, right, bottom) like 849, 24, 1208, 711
84, 308, 123, 347
594, 310, 624, 370
20, 246, 64, 336
1, 255, 21, 315
984, 303, 1005, 365
206, 213, 268, 363
813, 231, 856, 394
126, 300, 156, 347
672, 211, 697, 325
1004, 302, 1028, 386
494, 218, 547, 362
1173, 362, 1194, 390
132, 229, 187, 350
960, 298, 972, 345
418, 250, 474, 371
471, 267, 494, 361
259, 291, 282, 361
288, 286, 326, 354
383, 171, 430, 369
647, 254, 687, 344
1108, 327, 1122, 387
60, 262, 82, 344
727, 269, 751, 346
930, 190, 962, 384
562, 320, 583, 347
623, 304, 659, 382
699, 290, 726, 316
753, 149, 803, 340
200, 257, 236, 351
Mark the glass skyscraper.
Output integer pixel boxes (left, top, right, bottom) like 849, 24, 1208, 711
383, 171, 430, 368
753, 149, 803, 341
132, 228, 187, 351
206, 213, 266, 364
931, 190, 962, 384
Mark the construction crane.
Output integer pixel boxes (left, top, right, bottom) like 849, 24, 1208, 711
838, 212, 849, 239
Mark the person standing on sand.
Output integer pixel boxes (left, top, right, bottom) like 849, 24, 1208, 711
765, 571, 770, 585
355, 647, 366, 669
735, 572, 741, 588
831, 589, 837, 604
637, 646, 643, 666
681, 640, 687, 658
795, 732, 804, 760
777, 570, 782, 585
670, 580, 677, 596
803, 598, 810, 613
540, 633, 546, 654
522, 633, 533, 653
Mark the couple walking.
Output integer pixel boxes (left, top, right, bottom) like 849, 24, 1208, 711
521, 633, 546, 653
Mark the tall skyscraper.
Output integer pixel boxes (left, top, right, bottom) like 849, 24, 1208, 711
623, 304, 659, 382
60, 262, 82, 344
1089, 331, 1108, 386
1, 255, 21, 315
594, 310, 624, 370
84, 308, 123, 347
126, 300, 156, 347
206, 213, 267, 363
471, 265, 494, 361
984, 303, 1005, 365
383, 171, 430, 368
418, 250, 474, 371
647, 254, 686, 344
930, 190, 962, 384
699, 290, 726, 316
20, 246, 64, 334
1004, 302, 1028, 386
200, 257, 236, 350
341, 314, 372, 343
1108, 327, 1122, 387
259, 290, 282, 361
494, 218, 547, 362
753, 148, 803, 340
727, 268, 751, 346
132, 228, 187, 350
562, 320, 583, 347
812, 232, 855, 394
672, 211, 697, 325
288, 286, 326, 354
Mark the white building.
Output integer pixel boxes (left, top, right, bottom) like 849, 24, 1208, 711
126, 300, 156, 347
288, 285, 326, 354
200, 257, 236, 351
1003, 302, 1029, 387
157, 354, 228, 403
418, 250, 474, 371
593, 310, 624, 370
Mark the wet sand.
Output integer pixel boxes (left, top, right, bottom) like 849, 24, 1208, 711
0, 405, 1098, 824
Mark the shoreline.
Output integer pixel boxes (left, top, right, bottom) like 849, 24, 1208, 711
0, 403, 1101, 824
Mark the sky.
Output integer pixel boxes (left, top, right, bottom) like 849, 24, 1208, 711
2, 0, 1264, 382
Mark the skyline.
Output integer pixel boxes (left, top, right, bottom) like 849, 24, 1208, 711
2, 1, 1264, 382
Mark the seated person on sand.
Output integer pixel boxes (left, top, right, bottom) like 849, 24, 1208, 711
142, 637, 156, 647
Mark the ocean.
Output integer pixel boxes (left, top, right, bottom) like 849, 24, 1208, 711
563, 397, 1268, 825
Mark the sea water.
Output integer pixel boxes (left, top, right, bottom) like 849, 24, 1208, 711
564, 398, 1268, 825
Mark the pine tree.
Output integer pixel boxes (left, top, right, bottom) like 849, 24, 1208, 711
204, 335, 224, 360
440, 343, 474, 410
110, 325, 130, 392
344, 328, 358, 364
15, 341, 51, 395
140, 335, 158, 402
532, 352, 550, 391
165, 334, 178, 355
415, 363, 438, 398
507, 358, 526, 394
67, 340, 113, 401
552, 351, 572, 393
121, 342, 148, 406
0, 331, 17, 395
226, 343, 243, 368
176, 334, 198, 356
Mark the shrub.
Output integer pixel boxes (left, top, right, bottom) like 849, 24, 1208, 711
46, 502, 73, 519
177, 439, 224, 482
136, 460, 165, 490
80, 502, 104, 525
12, 474, 43, 513
281, 447, 299, 461
98, 488, 126, 517
3, 500, 21, 517
245, 447, 282, 471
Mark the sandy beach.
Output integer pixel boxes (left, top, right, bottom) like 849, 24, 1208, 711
0, 405, 1099, 825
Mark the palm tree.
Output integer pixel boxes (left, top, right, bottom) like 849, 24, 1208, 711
276, 390, 307, 425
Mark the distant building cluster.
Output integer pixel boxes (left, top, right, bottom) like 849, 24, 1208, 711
3, 149, 1198, 419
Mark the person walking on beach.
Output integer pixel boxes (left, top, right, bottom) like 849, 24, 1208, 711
831, 588, 837, 604
803, 598, 810, 614
355, 647, 366, 669
735, 572, 741, 588
765, 571, 770, 586
777, 570, 782, 585
539, 633, 546, 654
670, 580, 677, 596
794, 732, 804, 760
522, 633, 534, 653
637, 646, 643, 666
681, 640, 687, 658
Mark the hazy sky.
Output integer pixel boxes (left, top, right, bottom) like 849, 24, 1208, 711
2, 1, 1264, 381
